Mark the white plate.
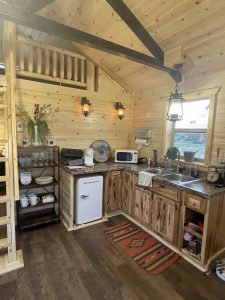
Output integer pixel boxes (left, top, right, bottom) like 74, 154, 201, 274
35, 176, 53, 185
66, 166, 87, 169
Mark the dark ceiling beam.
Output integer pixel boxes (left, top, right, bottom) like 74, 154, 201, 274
0, 2, 182, 82
29, 0, 54, 13
106, 0, 164, 62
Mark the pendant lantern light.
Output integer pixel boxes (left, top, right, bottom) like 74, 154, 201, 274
167, 64, 184, 122
167, 82, 184, 122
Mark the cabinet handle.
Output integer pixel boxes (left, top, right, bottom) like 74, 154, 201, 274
159, 185, 165, 189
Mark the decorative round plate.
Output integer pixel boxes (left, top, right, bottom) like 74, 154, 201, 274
90, 140, 111, 163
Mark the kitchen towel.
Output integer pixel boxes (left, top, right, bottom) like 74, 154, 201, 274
138, 171, 157, 187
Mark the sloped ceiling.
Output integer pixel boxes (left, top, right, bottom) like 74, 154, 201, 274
16, 0, 225, 92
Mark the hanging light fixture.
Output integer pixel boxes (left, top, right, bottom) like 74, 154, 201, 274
167, 64, 184, 122
81, 97, 91, 117
167, 82, 184, 122
115, 102, 125, 120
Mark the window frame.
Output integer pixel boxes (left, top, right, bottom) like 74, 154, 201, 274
162, 89, 218, 167
171, 98, 210, 163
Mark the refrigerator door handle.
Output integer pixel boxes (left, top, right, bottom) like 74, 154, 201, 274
81, 194, 89, 199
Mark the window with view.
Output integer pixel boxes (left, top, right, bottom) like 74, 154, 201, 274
172, 98, 210, 161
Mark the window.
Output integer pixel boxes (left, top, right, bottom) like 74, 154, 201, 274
172, 98, 210, 162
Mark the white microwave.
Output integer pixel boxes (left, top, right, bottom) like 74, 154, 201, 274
115, 149, 138, 164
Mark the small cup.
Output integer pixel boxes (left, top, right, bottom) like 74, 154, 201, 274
28, 194, 40, 206
20, 194, 29, 208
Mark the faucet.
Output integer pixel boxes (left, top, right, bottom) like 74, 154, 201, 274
176, 152, 181, 173
164, 157, 172, 170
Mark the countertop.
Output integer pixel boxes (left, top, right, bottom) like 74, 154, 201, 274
62, 162, 225, 199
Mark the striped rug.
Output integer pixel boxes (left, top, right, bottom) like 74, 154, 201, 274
104, 221, 179, 275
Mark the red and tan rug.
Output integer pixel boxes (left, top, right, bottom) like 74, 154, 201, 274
104, 221, 179, 275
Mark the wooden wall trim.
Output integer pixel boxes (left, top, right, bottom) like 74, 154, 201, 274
16, 78, 132, 103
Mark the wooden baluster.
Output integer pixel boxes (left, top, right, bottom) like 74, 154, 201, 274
80, 59, 85, 83
60, 53, 64, 79
18, 43, 24, 71
53, 51, 57, 78
45, 49, 49, 76
28, 45, 33, 73
74, 57, 78, 82
36, 47, 42, 74
67, 55, 72, 80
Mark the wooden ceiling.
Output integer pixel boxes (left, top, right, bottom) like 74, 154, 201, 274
8, 0, 225, 92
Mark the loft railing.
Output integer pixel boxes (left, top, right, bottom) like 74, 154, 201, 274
16, 35, 87, 88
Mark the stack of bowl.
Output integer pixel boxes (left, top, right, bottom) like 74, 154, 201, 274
20, 171, 32, 185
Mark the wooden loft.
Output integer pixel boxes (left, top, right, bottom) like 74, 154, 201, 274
0, 0, 182, 82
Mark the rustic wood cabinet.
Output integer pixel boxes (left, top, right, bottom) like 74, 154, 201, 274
133, 184, 180, 245
121, 171, 132, 214
151, 193, 180, 245
104, 171, 122, 213
134, 186, 152, 225
121, 171, 137, 216
180, 191, 225, 267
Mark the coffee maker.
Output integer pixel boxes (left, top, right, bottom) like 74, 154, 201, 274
84, 148, 94, 166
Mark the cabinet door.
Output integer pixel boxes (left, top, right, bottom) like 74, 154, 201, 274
105, 171, 121, 213
152, 193, 180, 245
121, 171, 133, 214
134, 187, 151, 225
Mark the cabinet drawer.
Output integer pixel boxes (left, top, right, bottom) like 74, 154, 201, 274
185, 193, 207, 213
151, 181, 180, 202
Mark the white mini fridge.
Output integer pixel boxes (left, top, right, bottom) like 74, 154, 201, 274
74, 175, 103, 225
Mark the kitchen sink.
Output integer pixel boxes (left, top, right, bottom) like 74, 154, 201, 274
144, 167, 173, 176
161, 173, 199, 183
144, 168, 163, 175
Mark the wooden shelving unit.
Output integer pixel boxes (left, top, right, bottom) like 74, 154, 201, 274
17, 146, 60, 231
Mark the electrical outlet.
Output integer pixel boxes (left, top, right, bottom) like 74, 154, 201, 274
16, 122, 23, 132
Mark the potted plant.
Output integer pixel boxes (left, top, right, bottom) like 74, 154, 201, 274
17, 104, 56, 145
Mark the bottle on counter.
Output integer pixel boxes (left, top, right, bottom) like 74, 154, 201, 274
191, 164, 199, 178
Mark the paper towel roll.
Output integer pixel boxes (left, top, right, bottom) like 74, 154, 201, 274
135, 138, 149, 146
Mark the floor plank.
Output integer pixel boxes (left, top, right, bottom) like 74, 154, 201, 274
0, 215, 225, 300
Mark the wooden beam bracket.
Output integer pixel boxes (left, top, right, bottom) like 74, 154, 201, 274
106, 0, 164, 62
0, 2, 182, 82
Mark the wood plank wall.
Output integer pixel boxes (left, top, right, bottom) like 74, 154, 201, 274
129, 68, 225, 168
14, 69, 132, 153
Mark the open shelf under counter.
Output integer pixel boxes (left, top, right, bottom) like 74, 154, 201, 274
183, 226, 203, 240
182, 247, 201, 262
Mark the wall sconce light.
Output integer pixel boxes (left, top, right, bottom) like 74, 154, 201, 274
167, 82, 184, 122
81, 97, 91, 117
115, 102, 125, 120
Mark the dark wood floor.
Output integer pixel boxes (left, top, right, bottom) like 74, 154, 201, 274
0, 215, 225, 300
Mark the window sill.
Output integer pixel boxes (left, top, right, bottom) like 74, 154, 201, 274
160, 157, 208, 169
179, 160, 205, 167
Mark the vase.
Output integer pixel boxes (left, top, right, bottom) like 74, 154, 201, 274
32, 124, 42, 146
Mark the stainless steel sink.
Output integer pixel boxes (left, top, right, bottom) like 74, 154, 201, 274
144, 168, 163, 175
161, 173, 199, 183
